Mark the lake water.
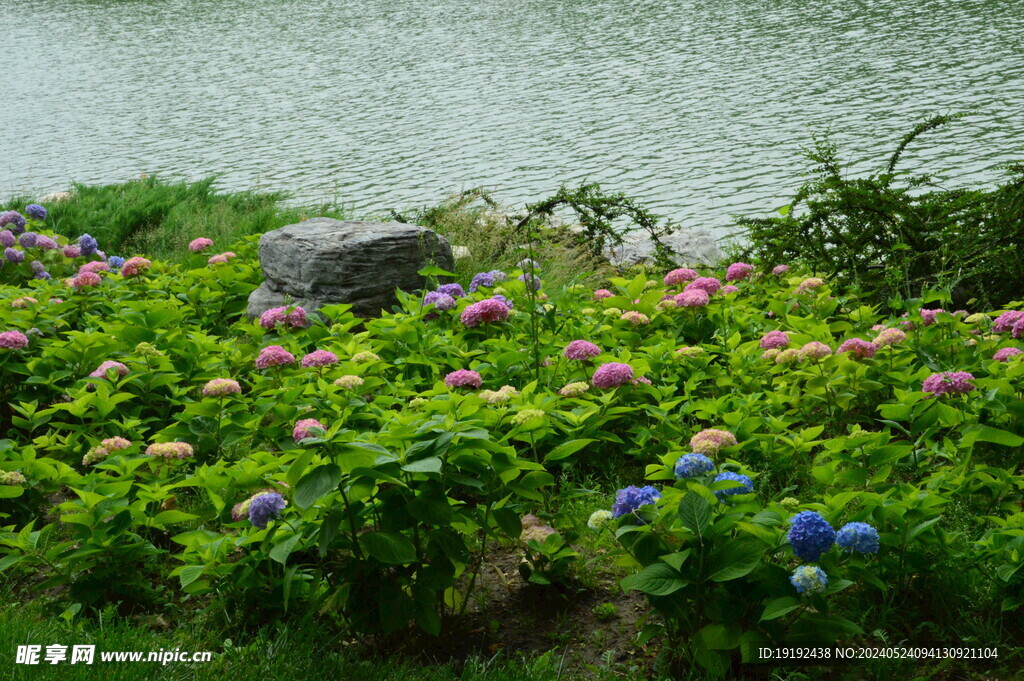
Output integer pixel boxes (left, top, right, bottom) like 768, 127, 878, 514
2, 0, 1022, 237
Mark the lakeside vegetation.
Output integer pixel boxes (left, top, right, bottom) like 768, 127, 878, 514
2, 121, 1024, 680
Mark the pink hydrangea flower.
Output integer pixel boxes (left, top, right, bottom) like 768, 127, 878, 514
994, 347, 1023, 362
69, 271, 102, 288
36, 235, 59, 250
564, 340, 601, 360
621, 310, 650, 326
798, 341, 832, 360
993, 311, 1024, 333
725, 262, 753, 282
63, 245, 81, 258
922, 371, 975, 396
772, 265, 790, 275
444, 369, 482, 389
11, 297, 37, 308
121, 257, 152, 277
259, 306, 308, 329
684, 277, 721, 295
592, 362, 634, 389
0, 331, 29, 349
874, 328, 907, 347
1014, 318, 1024, 340
759, 330, 790, 350
79, 261, 111, 275
301, 349, 339, 368
146, 442, 194, 460
720, 285, 739, 295
293, 418, 325, 443
675, 289, 710, 308
920, 308, 944, 326
460, 298, 511, 327
837, 338, 878, 359
255, 345, 296, 369
89, 361, 129, 379
593, 289, 614, 300
795, 277, 824, 294
664, 268, 698, 286
202, 378, 242, 397
689, 429, 738, 456
189, 237, 214, 252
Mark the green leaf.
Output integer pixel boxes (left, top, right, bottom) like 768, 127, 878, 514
402, 457, 442, 474
269, 534, 302, 565
964, 424, 1024, 447
294, 464, 341, 509
179, 566, 204, 588
417, 265, 456, 277
760, 596, 801, 621
707, 538, 766, 582
543, 438, 595, 463
361, 531, 418, 564
620, 562, 687, 596
678, 492, 712, 540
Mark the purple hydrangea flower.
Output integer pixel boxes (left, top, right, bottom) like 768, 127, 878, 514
611, 485, 661, 519
518, 272, 542, 290
25, 204, 47, 221
492, 294, 513, 309
436, 283, 465, 298
0, 230, 14, 248
424, 291, 457, 310
18, 232, 37, 249
78, 233, 98, 256
4, 248, 24, 264
787, 511, 836, 562
0, 211, 26, 234
30, 260, 46, 274
469, 270, 506, 292
248, 492, 287, 529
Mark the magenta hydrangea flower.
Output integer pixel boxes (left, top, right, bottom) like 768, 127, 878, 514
301, 349, 339, 368
293, 418, 325, 443
68, 271, 102, 288
992, 311, 1024, 333
684, 277, 721, 295
89, 361, 129, 379
592, 362, 634, 389
664, 268, 699, 286
0, 331, 29, 349
1014, 318, 1024, 340
675, 289, 710, 308
689, 429, 738, 456
772, 265, 790, 275
460, 298, 511, 327
120, 257, 151, 277
594, 289, 614, 300
202, 378, 242, 397
837, 338, 877, 359
920, 308, 944, 326
922, 371, 976, 396
759, 330, 790, 350
188, 237, 214, 252
564, 340, 601, 360
255, 345, 296, 369
994, 347, 1024, 362
725, 262, 753, 282
444, 369, 483, 389
259, 306, 308, 329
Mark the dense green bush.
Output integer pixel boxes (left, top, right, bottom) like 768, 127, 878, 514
736, 115, 1024, 309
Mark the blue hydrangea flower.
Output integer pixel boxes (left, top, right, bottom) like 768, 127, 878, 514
787, 511, 836, 562
836, 522, 880, 554
492, 294, 513, 309
435, 283, 465, 298
248, 492, 287, 529
34, 271, 51, 280
25, 204, 47, 221
469, 271, 496, 292
78, 233, 98, 256
0, 211, 26, 234
790, 565, 828, 594
674, 453, 715, 479
18, 232, 37, 249
107, 256, 126, 270
4, 247, 24, 264
712, 471, 753, 501
611, 485, 661, 519
517, 258, 540, 271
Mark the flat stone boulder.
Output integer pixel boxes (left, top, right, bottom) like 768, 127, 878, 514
605, 227, 723, 267
246, 218, 454, 319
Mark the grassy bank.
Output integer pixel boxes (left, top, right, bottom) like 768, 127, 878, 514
1, 177, 349, 263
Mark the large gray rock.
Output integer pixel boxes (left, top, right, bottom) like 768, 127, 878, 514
247, 218, 454, 319
605, 227, 723, 267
